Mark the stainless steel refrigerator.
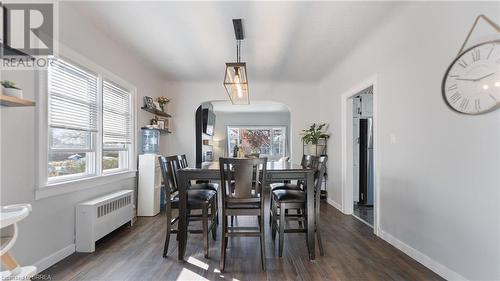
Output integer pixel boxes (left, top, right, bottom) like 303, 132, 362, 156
358, 118, 374, 205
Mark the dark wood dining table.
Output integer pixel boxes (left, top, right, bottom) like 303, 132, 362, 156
175, 161, 317, 261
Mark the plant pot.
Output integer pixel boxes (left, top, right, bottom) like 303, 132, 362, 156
2, 86, 23, 99
305, 143, 326, 156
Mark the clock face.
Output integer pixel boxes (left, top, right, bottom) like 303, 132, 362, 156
442, 40, 500, 115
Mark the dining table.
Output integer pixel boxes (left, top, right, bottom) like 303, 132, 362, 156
175, 160, 317, 261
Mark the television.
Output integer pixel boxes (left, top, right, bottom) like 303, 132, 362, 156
202, 109, 216, 136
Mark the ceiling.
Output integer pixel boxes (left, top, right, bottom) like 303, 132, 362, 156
211, 100, 290, 113
67, 1, 403, 82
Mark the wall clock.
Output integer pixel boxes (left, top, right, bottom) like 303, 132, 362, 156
442, 15, 500, 115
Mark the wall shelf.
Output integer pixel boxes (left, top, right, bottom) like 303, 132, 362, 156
140, 127, 172, 135
140, 106, 171, 118
0, 95, 35, 107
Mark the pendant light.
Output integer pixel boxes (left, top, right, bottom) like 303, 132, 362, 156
224, 19, 249, 105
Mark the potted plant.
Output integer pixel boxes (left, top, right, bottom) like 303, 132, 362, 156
1, 80, 23, 99
301, 123, 330, 156
156, 96, 170, 112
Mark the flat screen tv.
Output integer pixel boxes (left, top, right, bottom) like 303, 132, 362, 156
202, 109, 216, 136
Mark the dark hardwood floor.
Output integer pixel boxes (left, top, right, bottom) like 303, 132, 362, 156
353, 204, 374, 226
40, 197, 443, 281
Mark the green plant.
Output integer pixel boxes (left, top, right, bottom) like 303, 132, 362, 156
1, 80, 20, 89
301, 123, 330, 144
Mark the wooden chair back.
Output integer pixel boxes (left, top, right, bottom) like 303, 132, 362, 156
301, 154, 314, 168
178, 154, 188, 168
314, 156, 328, 192
219, 158, 267, 205
158, 155, 182, 195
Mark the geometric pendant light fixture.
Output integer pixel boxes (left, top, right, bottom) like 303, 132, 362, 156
223, 19, 249, 104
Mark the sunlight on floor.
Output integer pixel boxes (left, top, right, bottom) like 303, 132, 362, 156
177, 268, 209, 281
187, 256, 209, 270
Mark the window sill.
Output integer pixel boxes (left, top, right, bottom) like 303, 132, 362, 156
35, 170, 137, 200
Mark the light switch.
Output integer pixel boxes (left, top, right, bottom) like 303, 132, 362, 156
390, 133, 397, 144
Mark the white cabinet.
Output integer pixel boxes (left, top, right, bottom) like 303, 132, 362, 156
138, 154, 161, 216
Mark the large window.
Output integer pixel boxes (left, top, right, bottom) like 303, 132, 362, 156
227, 126, 287, 159
46, 57, 133, 184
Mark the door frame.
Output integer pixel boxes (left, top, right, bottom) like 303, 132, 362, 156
340, 75, 380, 235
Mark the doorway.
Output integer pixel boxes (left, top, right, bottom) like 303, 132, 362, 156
352, 89, 374, 227
340, 76, 379, 234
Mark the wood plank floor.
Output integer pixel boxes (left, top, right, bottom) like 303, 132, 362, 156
40, 198, 443, 281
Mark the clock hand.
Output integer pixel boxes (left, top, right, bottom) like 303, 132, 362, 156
455, 78, 476, 81
474, 73, 494, 81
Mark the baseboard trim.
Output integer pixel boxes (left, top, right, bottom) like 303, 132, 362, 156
378, 230, 467, 281
326, 198, 343, 212
34, 244, 75, 273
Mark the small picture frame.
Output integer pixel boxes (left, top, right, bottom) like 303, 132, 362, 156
144, 96, 155, 109
153, 101, 160, 110
157, 120, 165, 130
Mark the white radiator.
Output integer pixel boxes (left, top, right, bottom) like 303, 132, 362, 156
76, 190, 134, 252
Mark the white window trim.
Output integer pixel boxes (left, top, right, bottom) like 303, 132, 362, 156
35, 44, 137, 199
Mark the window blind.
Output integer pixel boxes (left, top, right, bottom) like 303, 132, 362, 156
48, 58, 98, 132
102, 79, 132, 145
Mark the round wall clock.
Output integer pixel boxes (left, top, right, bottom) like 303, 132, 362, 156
442, 39, 500, 115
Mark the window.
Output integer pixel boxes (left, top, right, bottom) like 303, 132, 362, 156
46, 57, 133, 184
227, 126, 287, 159
102, 80, 132, 172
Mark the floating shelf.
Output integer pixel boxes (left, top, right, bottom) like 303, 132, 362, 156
140, 106, 171, 118
0, 95, 35, 107
140, 127, 172, 135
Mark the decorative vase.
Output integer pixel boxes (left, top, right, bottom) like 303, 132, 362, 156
159, 103, 165, 112
2, 86, 23, 99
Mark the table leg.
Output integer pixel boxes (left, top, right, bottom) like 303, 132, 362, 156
178, 171, 188, 261
306, 170, 315, 260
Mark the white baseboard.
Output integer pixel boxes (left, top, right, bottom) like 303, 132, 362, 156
378, 230, 467, 281
326, 198, 343, 212
34, 244, 75, 273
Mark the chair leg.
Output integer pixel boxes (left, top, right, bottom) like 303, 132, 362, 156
271, 198, 277, 241
225, 217, 229, 249
163, 208, 172, 258
211, 201, 217, 241
269, 192, 273, 225
297, 209, 303, 228
215, 196, 219, 226
202, 206, 209, 258
279, 203, 285, 257
220, 215, 227, 272
260, 212, 266, 271
315, 203, 324, 256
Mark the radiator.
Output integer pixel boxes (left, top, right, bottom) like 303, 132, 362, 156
76, 190, 134, 252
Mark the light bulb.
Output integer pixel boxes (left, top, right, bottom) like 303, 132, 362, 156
483, 84, 489, 90
233, 68, 243, 98
495, 82, 500, 87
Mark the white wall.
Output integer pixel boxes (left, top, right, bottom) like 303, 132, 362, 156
319, 2, 500, 280
0, 3, 167, 270
212, 111, 291, 159
166, 82, 321, 166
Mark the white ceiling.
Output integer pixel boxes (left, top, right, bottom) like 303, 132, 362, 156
68, 1, 403, 82
211, 100, 290, 113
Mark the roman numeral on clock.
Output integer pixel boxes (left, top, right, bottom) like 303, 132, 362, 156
449, 92, 461, 103
458, 59, 468, 68
459, 98, 470, 110
471, 49, 480, 62
448, 84, 457, 91
474, 99, 481, 111
486, 44, 495, 60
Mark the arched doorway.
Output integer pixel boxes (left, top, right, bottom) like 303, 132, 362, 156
195, 100, 291, 167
